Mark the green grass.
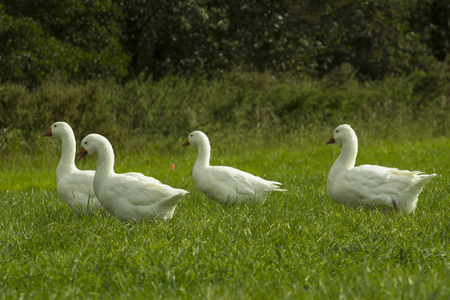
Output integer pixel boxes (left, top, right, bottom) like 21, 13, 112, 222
0, 132, 449, 299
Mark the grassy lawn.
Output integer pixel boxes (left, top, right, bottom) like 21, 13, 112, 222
0, 131, 449, 299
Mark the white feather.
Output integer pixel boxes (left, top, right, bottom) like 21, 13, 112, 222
183, 131, 285, 204
79, 134, 188, 222
326, 124, 436, 214
43, 121, 103, 214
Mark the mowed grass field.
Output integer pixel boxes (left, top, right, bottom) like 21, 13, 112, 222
0, 130, 449, 299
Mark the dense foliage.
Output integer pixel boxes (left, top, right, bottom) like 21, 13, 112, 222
0, 59, 448, 156
0, 0, 449, 86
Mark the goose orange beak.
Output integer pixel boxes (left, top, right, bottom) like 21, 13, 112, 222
326, 136, 335, 144
78, 147, 88, 160
42, 127, 52, 137
182, 139, 190, 147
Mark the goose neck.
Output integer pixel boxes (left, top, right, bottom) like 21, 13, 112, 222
194, 141, 211, 169
57, 133, 77, 173
95, 143, 115, 176
336, 138, 358, 170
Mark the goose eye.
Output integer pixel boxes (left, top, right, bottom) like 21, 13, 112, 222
336, 130, 339, 133
53, 125, 57, 128
190, 134, 193, 137
84, 141, 88, 145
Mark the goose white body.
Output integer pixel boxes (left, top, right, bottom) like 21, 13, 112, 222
183, 131, 285, 204
79, 134, 188, 222
326, 124, 436, 214
42, 122, 103, 214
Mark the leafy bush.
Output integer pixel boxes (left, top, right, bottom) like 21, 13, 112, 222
0, 3, 129, 86
1, 1, 449, 85
1, 63, 448, 155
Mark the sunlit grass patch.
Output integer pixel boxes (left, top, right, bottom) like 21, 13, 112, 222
0, 133, 448, 299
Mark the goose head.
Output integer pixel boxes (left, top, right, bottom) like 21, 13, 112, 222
42, 121, 72, 138
182, 131, 208, 147
326, 124, 356, 145
78, 134, 104, 160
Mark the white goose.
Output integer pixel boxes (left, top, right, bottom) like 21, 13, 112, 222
326, 124, 436, 214
42, 122, 103, 214
78, 133, 188, 222
182, 131, 286, 204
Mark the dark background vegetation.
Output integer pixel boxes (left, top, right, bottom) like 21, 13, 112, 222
1, 0, 449, 83
0, 0, 449, 150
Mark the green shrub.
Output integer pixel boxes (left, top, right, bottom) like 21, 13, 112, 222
0, 3, 129, 87
0, 67, 448, 155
